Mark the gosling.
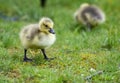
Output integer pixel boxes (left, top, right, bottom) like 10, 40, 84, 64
19, 17, 56, 62
74, 3, 105, 30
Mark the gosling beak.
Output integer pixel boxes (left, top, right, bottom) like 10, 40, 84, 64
49, 28, 55, 34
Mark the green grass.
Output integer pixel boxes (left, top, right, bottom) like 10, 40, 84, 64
0, 0, 120, 82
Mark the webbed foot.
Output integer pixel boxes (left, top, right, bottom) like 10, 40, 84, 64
23, 58, 32, 62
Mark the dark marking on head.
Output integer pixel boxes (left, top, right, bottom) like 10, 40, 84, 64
43, 23, 48, 28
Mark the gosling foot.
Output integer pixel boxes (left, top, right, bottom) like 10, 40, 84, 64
23, 57, 32, 62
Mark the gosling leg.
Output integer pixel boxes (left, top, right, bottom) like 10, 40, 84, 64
23, 49, 32, 62
40, 0, 46, 8
41, 49, 54, 60
86, 23, 92, 31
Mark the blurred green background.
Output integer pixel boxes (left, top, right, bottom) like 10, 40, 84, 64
0, 0, 120, 83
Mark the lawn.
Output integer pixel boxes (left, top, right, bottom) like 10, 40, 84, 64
0, 0, 120, 83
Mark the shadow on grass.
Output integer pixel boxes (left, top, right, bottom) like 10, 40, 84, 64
31, 55, 46, 66
69, 23, 102, 33
69, 23, 86, 32
11, 53, 47, 66
32, 55, 57, 66
101, 44, 112, 50
69, 23, 96, 33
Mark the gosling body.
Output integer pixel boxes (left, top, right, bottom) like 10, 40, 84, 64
19, 17, 56, 61
20, 24, 55, 49
74, 3, 105, 30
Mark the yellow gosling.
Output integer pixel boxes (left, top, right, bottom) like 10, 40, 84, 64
19, 17, 56, 62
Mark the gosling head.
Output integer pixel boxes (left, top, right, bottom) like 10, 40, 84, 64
39, 17, 55, 34
80, 3, 89, 9
74, 3, 90, 21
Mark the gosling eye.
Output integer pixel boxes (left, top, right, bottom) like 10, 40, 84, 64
45, 25, 48, 27
43, 24, 48, 28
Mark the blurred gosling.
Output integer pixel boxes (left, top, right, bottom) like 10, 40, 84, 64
74, 3, 105, 30
20, 17, 56, 62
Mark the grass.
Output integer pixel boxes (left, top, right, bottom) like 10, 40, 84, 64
0, 0, 120, 82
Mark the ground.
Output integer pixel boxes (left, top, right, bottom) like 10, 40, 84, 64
0, 0, 120, 83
